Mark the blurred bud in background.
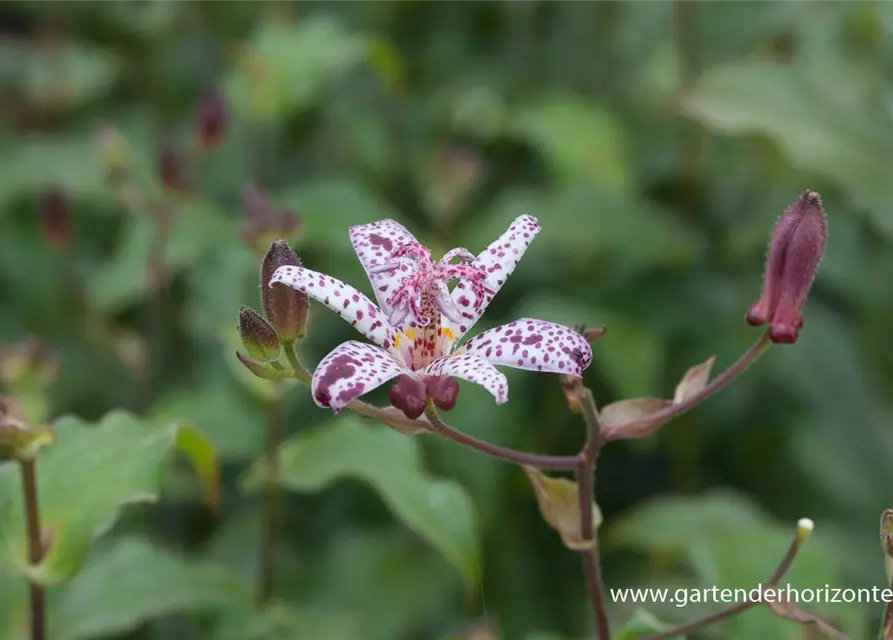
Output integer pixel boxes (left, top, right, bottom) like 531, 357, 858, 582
746, 191, 828, 344
260, 240, 307, 343
157, 141, 191, 194
422, 145, 485, 225
240, 183, 299, 250
95, 125, 130, 184
38, 186, 70, 250
195, 89, 227, 151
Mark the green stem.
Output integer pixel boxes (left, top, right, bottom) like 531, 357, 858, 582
20, 458, 45, 640
576, 389, 611, 640
257, 393, 282, 604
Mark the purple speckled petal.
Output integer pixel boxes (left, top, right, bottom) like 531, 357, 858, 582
458, 318, 592, 377
349, 219, 419, 310
423, 354, 508, 404
311, 341, 414, 413
445, 215, 541, 342
270, 265, 396, 352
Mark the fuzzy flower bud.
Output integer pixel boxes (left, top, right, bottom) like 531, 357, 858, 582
261, 240, 308, 342
746, 191, 827, 344
39, 186, 70, 249
238, 306, 280, 362
195, 89, 227, 151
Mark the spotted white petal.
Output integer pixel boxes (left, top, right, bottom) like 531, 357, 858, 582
349, 219, 419, 310
435, 280, 464, 324
423, 354, 508, 404
270, 265, 396, 351
445, 215, 541, 342
458, 318, 592, 377
311, 341, 414, 413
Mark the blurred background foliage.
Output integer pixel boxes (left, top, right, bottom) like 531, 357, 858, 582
0, 1, 892, 639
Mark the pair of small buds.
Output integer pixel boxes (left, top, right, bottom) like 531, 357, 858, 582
747, 190, 828, 344
237, 240, 308, 375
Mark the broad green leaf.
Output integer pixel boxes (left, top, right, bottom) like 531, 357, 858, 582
51, 537, 247, 640
681, 60, 893, 237
150, 383, 265, 461
512, 95, 633, 192
0, 411, 219, 585
242, 417, 479, 588
301, 531, 460, 640
473, 186, 702, 276
86, 200, 234, 313
523, 466, 601, 551
8, 39, 119, 109
225, 15, 369, 122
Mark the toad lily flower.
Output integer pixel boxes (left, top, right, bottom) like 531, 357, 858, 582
269, 215, 593, 417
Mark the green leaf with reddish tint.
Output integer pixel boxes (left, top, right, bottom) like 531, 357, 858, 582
242, 417, 479, 589
0, 411, 219, 586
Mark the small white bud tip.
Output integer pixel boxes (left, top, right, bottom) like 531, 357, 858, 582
797, 518, 815, 537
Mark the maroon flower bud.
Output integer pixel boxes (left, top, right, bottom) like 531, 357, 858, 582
425, 375, 459, 411
261, 240, 308, 342
388, 375, 427, 419
746, 191, 827, 344
238, 306, 280, 361
240, 184, 300, 249
39, 186, 70, 249
157, 142, 191, 193
244, 183, 273, 224
195, 90, 227, 151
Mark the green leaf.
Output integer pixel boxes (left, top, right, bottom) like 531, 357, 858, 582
0, 411, 219, 585
86, 200, 234, 313
8, 39, 119, 109
512, 95, 633, 192
242, 417, 480, 588
681, 60, 893, 237
225, 15, 369, 122
51, 537, 247, 640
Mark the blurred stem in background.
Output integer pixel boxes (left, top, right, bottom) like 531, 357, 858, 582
257, 386, 283, 604
674, 0, 704, 213
20, 457, 45, 640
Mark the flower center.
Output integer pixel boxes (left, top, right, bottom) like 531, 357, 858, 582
373, 241, 491, 329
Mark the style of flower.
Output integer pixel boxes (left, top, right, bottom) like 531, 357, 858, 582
269, 215, 593, 416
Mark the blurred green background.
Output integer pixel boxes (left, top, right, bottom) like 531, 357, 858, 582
1, 1, 893, 639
